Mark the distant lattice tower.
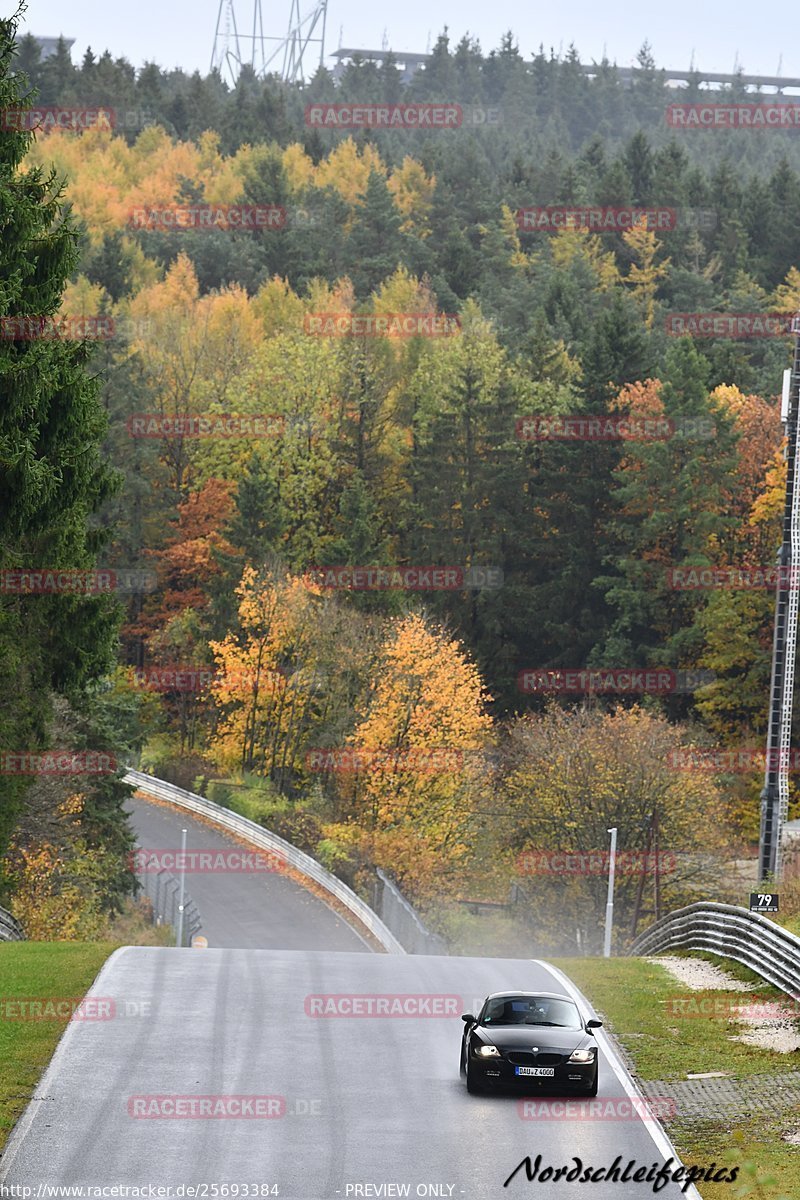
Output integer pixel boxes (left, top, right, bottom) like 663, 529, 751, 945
211, 0, 328, 84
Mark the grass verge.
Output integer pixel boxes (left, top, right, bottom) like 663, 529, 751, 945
0, 943, 115, 1153
556, 955, 797, 1199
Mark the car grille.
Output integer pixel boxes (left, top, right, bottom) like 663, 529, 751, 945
506, 1052, 564, 1067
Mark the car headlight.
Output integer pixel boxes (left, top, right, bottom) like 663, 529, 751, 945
477, 1045, 500, 1057
568, 1048, 595, 1063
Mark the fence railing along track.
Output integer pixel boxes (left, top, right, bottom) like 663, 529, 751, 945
0, 905, 24, 941
628, 901, 800, 998
124, 769, 406, 954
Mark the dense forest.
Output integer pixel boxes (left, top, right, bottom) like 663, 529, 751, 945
3, 11, 800, 951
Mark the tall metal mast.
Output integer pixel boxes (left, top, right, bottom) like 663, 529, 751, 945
211, 0, 328, 85
759, 312, 800, 882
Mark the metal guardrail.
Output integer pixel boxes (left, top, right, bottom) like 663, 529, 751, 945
628, 902, 800, 998
375, 868, 448, 955
0, 904, 25, 942
135, 868, 202, 946
124, 769, 406, 954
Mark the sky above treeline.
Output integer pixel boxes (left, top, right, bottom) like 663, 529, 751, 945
21, 0, 798, 83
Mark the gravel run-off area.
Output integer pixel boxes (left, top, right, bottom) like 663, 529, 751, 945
647, 955, 800, 1053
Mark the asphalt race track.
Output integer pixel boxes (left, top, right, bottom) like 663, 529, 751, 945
125, 795, 369, 952
0, 948, 705, 1199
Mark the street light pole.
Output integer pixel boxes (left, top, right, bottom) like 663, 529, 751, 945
759, 314, 800, 884
176, 828, 187, 947
603, 827, 618, 958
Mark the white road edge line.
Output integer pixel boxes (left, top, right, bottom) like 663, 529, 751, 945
533, 959, 704, 1200
0, 946, 135, 1184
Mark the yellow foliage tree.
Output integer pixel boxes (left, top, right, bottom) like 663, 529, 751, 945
315, 137, 386, 206
209, 566, 325, 777
127, 256, 262, 492
387, 157, 436, 236
281, 143, 316, 191
771, 265, 800, 314
502, 705, 733, 950
8, 796, 112, 940
623, 219, 671, 329
328, 613, 493, 900
549, 227, 619, 291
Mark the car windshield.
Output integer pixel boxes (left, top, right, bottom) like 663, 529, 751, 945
480, 996, 582, 1028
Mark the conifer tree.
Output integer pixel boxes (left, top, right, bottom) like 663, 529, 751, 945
0, 11, 120, 870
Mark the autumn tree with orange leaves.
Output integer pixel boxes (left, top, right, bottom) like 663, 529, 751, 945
208, 566, 326, 781
124, 477, 238, 664
323, 613, 493, 901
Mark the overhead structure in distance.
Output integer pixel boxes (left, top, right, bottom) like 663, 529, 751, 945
211, 0, 328, 85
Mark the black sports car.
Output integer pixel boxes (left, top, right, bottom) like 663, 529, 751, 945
459, 991, 602, 1095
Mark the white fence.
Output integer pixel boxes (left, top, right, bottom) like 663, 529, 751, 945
375, 869, 448, 954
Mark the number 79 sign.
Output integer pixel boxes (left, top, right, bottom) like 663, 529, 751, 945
750, 893, 779, 913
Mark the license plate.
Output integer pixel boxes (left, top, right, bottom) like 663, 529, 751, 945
515, 1066, 555, 1077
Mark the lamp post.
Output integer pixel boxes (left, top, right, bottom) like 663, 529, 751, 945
176, 828, 187, 947
759, 314, 800, 883
603, 827, 618, 958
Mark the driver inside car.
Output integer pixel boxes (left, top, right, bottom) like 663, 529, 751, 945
525, 1002, 549, 1023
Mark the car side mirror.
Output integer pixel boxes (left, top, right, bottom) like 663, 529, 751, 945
461, 1013, 476, 1023
586, 1018, 603, 1030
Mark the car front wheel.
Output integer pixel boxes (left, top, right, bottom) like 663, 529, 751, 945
466, 1056, 484, 1094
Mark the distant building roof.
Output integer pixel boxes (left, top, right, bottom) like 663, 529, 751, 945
33, 36, 75, 61
330, 47, 800, 92
332, 48, 431, 64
